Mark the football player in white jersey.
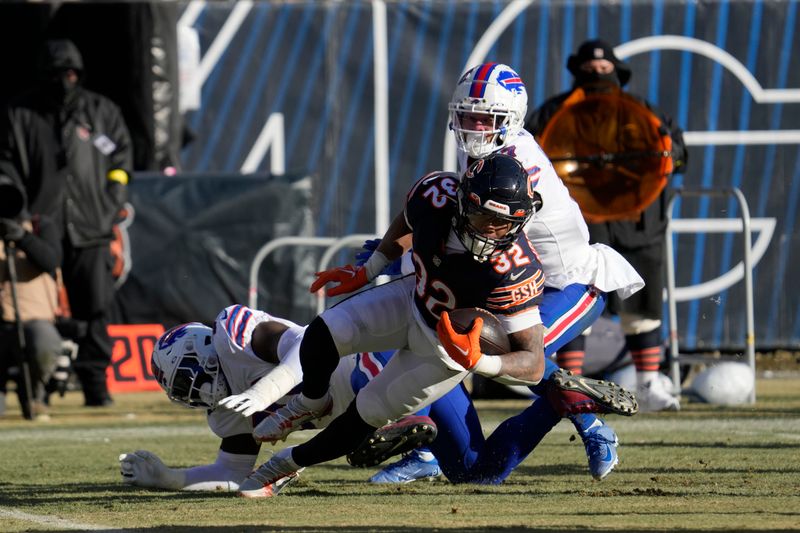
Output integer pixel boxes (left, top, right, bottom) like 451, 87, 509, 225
370, 62, 644, 484
118, 304, 435, 495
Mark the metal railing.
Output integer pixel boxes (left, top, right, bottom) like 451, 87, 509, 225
664, 187, 756, 403
248, 234, 379, 311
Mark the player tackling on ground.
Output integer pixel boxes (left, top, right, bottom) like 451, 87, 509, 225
118, 304, 436, 493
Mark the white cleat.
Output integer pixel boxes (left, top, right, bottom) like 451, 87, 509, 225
238, 449, 303, 498
637, 379, 680, 413
253, 393, 332, 443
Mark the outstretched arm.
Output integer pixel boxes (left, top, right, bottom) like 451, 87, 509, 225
119, 435, 259, 491
218, 323, 305, 417
311, 210, 413, 297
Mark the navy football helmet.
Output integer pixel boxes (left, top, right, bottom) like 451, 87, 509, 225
454, 153, 541, 261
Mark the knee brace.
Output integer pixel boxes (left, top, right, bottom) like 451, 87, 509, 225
299, 316, 341, 399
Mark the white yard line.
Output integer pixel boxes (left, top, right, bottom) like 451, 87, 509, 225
0, 425, 209, 442
0, 507, 120, 531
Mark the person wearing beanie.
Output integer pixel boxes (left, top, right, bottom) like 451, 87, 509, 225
526, 39, 688, 412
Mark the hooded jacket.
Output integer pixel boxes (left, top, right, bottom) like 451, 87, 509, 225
1, 39, 133, 247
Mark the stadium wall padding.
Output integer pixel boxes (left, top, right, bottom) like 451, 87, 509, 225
1, 1, 798, 351
112, 174, 317, 327
176, 0, 800, 351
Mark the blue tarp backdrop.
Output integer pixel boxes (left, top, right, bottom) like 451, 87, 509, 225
174, 0, 799, 350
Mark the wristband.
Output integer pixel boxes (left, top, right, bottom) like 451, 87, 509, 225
363, 250, 391, 281
472, 354, 502, 377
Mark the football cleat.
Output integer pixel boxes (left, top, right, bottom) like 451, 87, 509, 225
238, 449, 302, 498
581, 422, 619, 480
347, 415, 438, 468
547, 369, 639, 416
253, 393, 332, 443
369, 451, 442, 484
637, 379, 680, 413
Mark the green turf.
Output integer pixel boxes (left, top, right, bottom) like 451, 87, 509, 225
0, 378, 798, 531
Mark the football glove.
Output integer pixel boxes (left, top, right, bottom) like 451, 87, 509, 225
355, 238, 402, 276
119, 450, 184, 490
217, 365, 298, 418
309, 264, 369, 297
217, 390, 268, 418
436, 311, 484, 371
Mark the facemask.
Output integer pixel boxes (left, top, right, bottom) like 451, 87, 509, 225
575, 71, 620, 88
46, 74, 79, 107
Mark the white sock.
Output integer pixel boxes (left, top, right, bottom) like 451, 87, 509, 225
298, 391, 330, 411
277, 446, 301, 470
413, 450, 436, 462
637, 370, 658, 387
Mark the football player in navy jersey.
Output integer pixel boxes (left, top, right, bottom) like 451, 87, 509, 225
237, 153, 636, 497
372, 61, 645, 484
118, 304, 436, 495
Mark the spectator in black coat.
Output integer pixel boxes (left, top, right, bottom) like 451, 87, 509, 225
0, 39, 133, 406
525, 39, 688, 412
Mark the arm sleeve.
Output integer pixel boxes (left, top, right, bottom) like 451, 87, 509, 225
180, 449, 258, 491
16, 215, 62, 272
104, 103, 133, 210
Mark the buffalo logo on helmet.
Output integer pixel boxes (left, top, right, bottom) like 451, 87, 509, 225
157, 323, 194, 350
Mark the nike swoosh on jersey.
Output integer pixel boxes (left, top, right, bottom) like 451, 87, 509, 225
454, 345, 470, 356
509, 269, 527, 281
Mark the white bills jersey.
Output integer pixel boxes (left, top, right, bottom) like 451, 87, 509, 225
458, 129, 643, 298
207, 304, 392, 439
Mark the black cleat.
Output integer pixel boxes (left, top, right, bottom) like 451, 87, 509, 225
547, 369, 639, 416
347, 415, 438, 468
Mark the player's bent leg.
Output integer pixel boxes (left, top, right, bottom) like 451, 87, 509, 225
427, 383, 485, 482
547, 368, 639, 416
241, 401, 380, 498
347, 414, 438, 468
297, 316, 341, 399
455, 395, 562, 484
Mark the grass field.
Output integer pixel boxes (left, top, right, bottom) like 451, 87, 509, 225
1, 377, 799, 532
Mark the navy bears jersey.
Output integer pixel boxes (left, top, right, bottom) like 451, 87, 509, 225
404, 171, 545, 332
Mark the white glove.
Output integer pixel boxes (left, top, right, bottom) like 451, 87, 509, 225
217, 364, 299, 418
217, 390, 268, 418
119, 450, 185, 490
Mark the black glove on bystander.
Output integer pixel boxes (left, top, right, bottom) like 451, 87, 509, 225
0, 218, 26, 242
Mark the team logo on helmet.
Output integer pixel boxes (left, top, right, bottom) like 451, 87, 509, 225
158, 324, 193, 350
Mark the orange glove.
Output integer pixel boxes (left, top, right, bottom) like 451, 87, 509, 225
309, 264, 369, 297
436, 311, 484, 370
